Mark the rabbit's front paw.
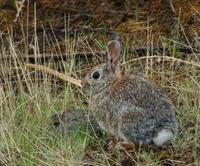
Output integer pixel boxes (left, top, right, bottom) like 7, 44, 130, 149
117, 142, 137, 152
108, 136, 118, 150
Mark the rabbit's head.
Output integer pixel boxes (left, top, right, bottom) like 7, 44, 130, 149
82, 40, 123, 96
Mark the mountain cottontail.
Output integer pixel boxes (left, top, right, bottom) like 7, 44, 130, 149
51, 109, 102, 137
51, 109, 86, 136
82, 37, 178, 148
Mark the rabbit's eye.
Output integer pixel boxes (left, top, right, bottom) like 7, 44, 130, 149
92, 71, 100, 79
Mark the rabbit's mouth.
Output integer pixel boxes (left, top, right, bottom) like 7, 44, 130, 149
81, 80, 87, 86
81, 80, 91, 94
81, 79, 112, 97
81, 80, 90, 89
81, 79, 100, 96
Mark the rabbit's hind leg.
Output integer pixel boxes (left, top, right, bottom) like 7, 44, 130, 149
108, 134, 118, 149
153, 129, 174, 146
118, 141, 137, 151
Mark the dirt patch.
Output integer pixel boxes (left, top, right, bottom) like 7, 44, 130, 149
0, 0, 199, 53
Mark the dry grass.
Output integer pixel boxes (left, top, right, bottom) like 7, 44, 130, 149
0, 0, 200, 49
0, 1, 200, 165
1, 27, 200, 165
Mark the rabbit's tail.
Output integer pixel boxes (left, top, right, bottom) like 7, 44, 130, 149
153, 119, 178, 146
153, 129, 175, 146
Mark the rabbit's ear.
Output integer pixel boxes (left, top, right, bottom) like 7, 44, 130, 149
107, 40, 122, 73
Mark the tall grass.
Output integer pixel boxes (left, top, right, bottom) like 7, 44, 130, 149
0, 26, 91, 165
0, 21, 200, 165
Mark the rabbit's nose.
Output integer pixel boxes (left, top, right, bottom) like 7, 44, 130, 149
81, 80, 87, 86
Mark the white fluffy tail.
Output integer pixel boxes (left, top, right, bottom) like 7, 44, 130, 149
153, 129, 174, 146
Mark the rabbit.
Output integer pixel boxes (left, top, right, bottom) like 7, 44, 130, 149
51, 109, 86, 136
51, 109, 102, 137
82, 37, 178, 149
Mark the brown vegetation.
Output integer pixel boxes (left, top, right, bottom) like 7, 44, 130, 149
0, 0, 200, 165
0, 0, 200, 53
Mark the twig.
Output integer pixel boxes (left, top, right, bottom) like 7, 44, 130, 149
1, 46, 199, 62
14, 0, 25, 22
25, 63, 82, 87
123, 56, 200, 68
0, 52, 105, 62
23, 54, 200, 89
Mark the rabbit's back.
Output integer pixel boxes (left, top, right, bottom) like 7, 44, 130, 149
109, 75, 174, 113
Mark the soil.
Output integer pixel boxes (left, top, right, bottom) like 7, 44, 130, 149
0, 0, 200, 54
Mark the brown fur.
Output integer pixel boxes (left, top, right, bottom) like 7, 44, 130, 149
82, 39, 178, 147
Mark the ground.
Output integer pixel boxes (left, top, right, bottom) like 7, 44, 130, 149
0, 0, 200, 165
